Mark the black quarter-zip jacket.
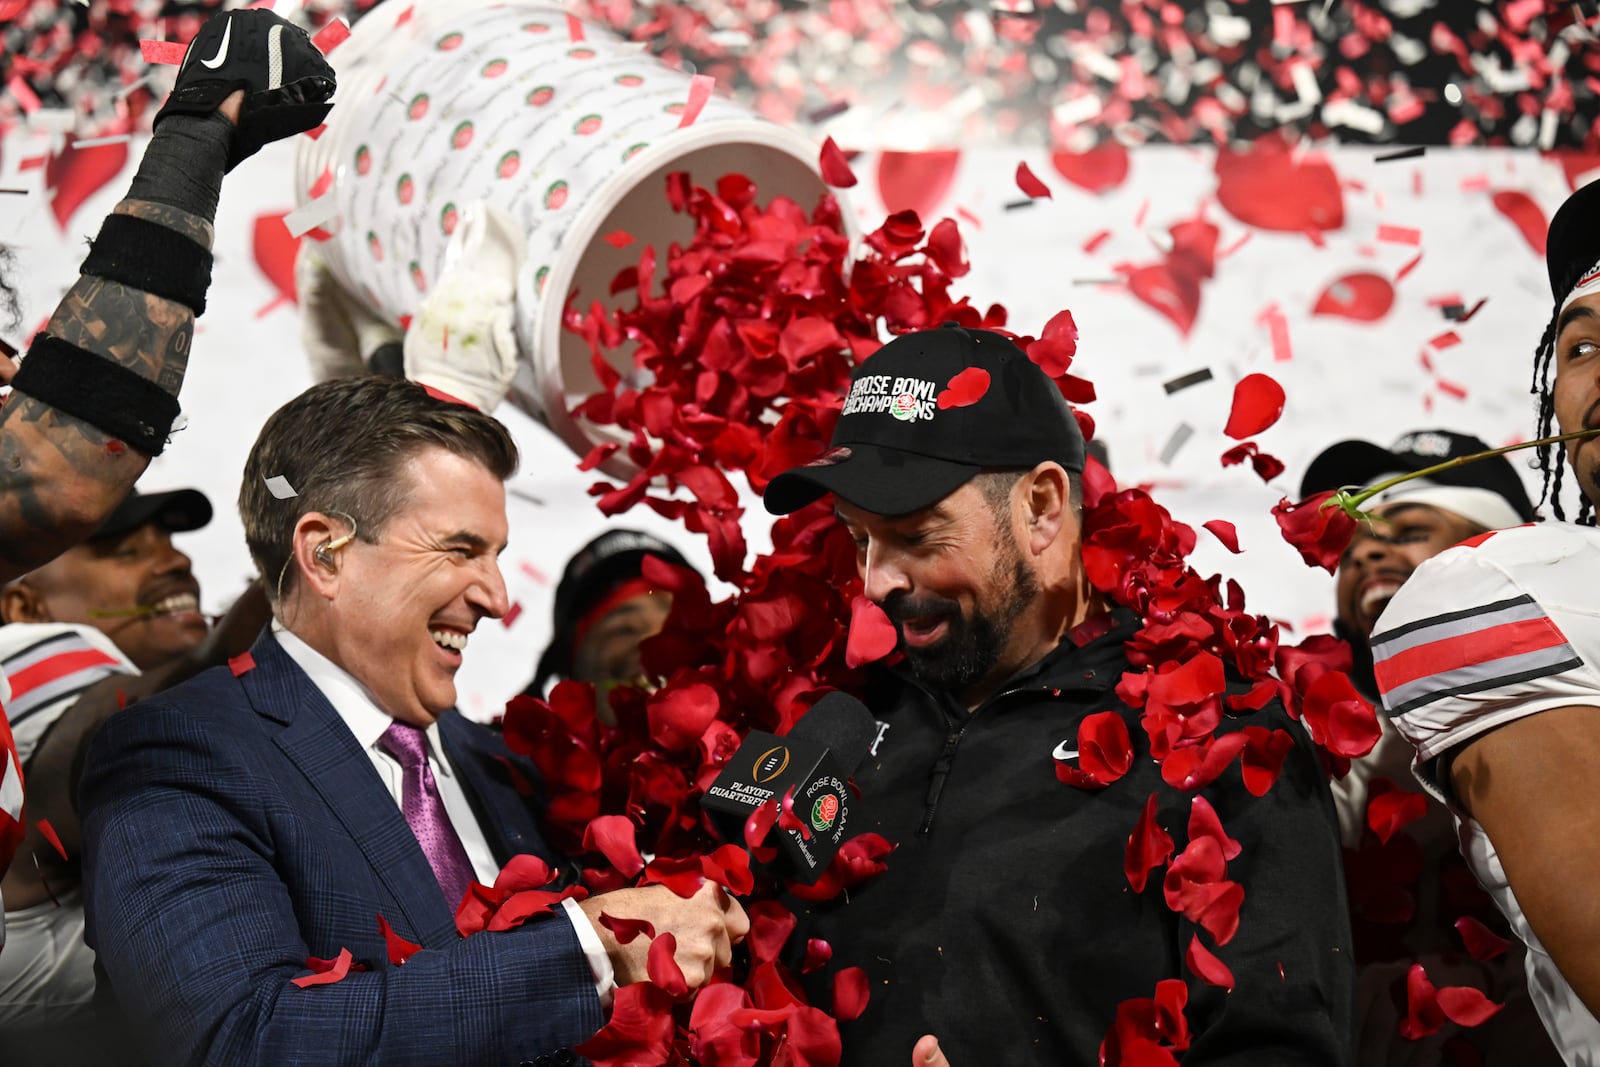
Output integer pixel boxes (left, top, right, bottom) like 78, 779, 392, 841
798, 611, 1354, 1066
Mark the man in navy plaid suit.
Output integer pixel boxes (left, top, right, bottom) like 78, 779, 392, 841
77, 377, 747, 1067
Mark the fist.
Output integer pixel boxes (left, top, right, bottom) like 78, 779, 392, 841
583, 880, 750, 990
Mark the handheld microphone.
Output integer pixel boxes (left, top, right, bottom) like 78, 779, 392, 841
700, 691, 876, 885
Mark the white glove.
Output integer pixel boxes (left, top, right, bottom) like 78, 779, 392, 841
404, 201, 525, 412
296, 244, 402, 381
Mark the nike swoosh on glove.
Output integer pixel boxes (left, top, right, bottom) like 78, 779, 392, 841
156, 9, 336, 171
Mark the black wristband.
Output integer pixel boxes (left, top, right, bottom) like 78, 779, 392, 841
80, 214, 213, 316
11, 335, 181, 456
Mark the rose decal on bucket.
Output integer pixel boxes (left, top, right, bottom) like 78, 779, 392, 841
354, 144, 371, 176
366, 231, 383, 261
440, 203, 458, 236
435, 32, 463, 51
396, 173, 415, 205
574, 113, 602, 136
407, 93, 429, 121
450, 121, 473, 150
481, 58, 508, 79
526, 85, 554, 107
543, 180, 568, 210
497, 150, 521, 180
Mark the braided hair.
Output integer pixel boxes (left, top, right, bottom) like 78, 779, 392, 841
1532, 182, 1600, 526
1530, 256, 1594, 524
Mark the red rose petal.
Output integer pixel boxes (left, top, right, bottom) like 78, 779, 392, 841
1078, 710, 1135, 786
646, 682, 720, 751
700, 843, 755, 897
1201, 520, 1241, 554
377, 915, 422, 966
818, 136, 858, 188
1185, 935, 1235, 991
802, 937, 833, 974
598, 912, 657, 944
745, 901, 795, 966
744, 798, 781, 864
1239, 726, 1295, 797
1186, 795, 1241, 861
1272, 492, 1358, 573
1438, 985, 1503, 1028
228, 652, 256, 676
845, 596, 898, 668
646, 932, 689, 996
936, 367, 991, 410
1026, 309, 1079, 378
1491, 190, 1548, 256
1125, 792, 1174, 894
583, 814, 645, 879
1015, 161, 1053, 199
832, 966, 870, 1021
1455, 916, 1510, 962
1049, 142, 1129, 194
1222, 373, 1287, 440
642, 855, 706, 898
577, 983, 675, 1063
1311, 271, 1395, 322
1365, 785, 1429, 845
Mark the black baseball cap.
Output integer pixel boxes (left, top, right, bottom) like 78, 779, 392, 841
1547, 178, 1600, 303
92, 487, 213, 540
1300, 429, 1535, 526
527, 529, 693, 692
763, 324, 1087, 516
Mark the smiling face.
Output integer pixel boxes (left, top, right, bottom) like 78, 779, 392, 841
1335, 501, 1483, 639
836, 479, 1041, 704
313, 447, 510, 726
4, 524, 207, 670
1554, 291, 1600, 508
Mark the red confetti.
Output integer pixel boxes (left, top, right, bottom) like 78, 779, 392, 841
566, 13, 585, 42
677, 74, 714, 129
6, 74, 39, 112
936, 367, 990, 410
1082, 230, 1112, 255
291, 947, 358, 988
1015, 161, 1052, 199
1429, 330, 1461, 350
228, 652, 256, 677
303, 124, 327, 141
1311, 272, 1395, 322
376, 914, 422, 966
1436, 379, 1468, 400
1377, 224, 1422, 245
1201, 520, 1241, 554
1222, 374, 1286, 440
602, 230, 636, 249
844, 596, 897, 669
500, 601, 523, 627
308, 166, 334, 200
138, 40, 188, 67
311, 19, 351, 55
817, 137, 857, 188
36, 818, 67, 861
1394, 252, 1424, 282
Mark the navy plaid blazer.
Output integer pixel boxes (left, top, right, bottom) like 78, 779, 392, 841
79, 630, 604, 1066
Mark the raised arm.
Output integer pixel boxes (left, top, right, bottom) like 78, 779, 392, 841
0, 9, 333, 581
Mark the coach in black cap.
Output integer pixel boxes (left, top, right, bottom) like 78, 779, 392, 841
765, 323, 1353, 1067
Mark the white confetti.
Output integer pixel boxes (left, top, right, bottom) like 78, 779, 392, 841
264, 475, 298, 499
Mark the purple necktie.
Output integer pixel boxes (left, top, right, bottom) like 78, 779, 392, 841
378, 720, 475, 910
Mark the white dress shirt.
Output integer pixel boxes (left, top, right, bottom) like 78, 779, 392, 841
274, 625, 613, 1002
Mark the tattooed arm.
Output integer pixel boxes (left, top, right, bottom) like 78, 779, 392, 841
0, 94, 240, 584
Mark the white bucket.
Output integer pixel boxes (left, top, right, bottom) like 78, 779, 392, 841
295, 0, 850, 469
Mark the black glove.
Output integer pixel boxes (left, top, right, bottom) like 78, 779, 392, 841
155, 9, 336, 172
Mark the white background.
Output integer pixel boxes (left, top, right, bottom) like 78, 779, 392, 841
0, 128, 1580, 719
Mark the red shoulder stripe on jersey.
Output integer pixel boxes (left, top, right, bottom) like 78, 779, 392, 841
7, 647, 121, 702
1375, 615, 1569, 693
